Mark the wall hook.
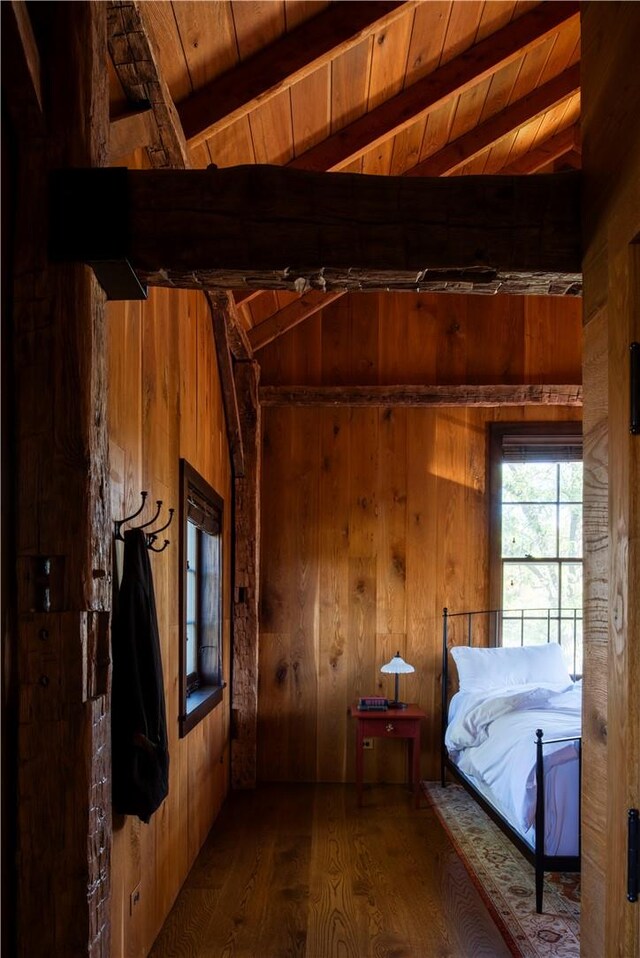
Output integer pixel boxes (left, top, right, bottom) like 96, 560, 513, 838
114, 491, 148, 540
146, 507, 174, 539
148, 538, 170, 553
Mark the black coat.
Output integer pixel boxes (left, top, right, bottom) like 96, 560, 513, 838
111, 528, 169, 823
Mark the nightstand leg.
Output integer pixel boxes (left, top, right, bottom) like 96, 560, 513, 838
356, 723, 364, 806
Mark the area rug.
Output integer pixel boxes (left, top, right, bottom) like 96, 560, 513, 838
422, 781, 580, 958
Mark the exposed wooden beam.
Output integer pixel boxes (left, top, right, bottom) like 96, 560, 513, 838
405, 63, 580, 178
206, 293, 246, 478
13, 3, 112, 955
106, 0, 190, 169
109, 105, 155, 161
179, 1, 417, 150
231, 360, 261, 789
207, 290, 253, 363
249, 291, 345, 351
234, 290, 263, 308
259, 384, 583, 407
1, 1, 44, 136
56, 166, 581, 295
288, 1, 579, 172
501, 125, 579, 174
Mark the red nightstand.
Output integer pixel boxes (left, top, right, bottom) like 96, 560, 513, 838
349, 703, 425, 807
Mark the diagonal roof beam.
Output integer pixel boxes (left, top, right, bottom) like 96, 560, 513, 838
501, 125, 579, 174
178, 1, 418, 149
405, 63, 580, 178
289, 1, 579, 173
107, 0, 190, 168
248, 291, 345, 352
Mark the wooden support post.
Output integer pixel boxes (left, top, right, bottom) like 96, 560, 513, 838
231, 361, 261, 788
11, 3, 112, 956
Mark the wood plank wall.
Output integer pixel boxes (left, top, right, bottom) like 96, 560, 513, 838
257, 292, 582, 784
581, 5, 640, 955
108, 284, 232, 957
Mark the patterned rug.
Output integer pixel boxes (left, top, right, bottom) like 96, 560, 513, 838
422, 782, 580, 958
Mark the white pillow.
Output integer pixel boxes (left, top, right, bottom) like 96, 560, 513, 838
450, 642, 571, 693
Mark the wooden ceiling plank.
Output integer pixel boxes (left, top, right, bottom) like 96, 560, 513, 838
291, 64, 331, 157
259, 383, 583, 406
500, 124, 579, 174
406, 62, 579, 176
179, 2, 417, 148
172, 1, 239, 91
249, 291, 346, 351
289, 1, 579, 172
106, 0, 191, 169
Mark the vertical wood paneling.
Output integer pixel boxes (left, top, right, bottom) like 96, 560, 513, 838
258, 291, 582, 785
109, 281, 232, 957
317, 407, 351, 781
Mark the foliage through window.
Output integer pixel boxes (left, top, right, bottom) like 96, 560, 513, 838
179, 459, 224, 736
490, 424, 583, 674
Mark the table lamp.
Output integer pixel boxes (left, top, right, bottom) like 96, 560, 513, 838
380, 651, 415, 709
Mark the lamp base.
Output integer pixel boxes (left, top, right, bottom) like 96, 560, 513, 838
388, 700, 408, 709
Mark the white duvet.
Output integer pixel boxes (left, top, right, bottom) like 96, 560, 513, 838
445, 681, 582, 855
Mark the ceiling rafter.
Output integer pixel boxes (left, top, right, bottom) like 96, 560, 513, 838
288, 1, 579, 172
248, 291, 345, 352
501, 124, 580, 174
404, 63, 580, 178
244, 3, 580, 346
178, 1, 418, 149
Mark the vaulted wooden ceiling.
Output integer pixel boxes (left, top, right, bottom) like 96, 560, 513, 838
107, 0, 580, 350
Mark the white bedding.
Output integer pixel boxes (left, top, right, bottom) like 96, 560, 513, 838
445, 681, 582, 855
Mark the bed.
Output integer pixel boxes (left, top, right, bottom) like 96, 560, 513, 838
440, 607, 582, 913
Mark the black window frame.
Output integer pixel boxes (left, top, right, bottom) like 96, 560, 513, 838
179, 458, 224, 737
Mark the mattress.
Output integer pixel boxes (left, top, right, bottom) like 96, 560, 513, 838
445, 682, 582, 856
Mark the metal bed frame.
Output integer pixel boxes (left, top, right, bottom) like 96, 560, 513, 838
440, 606, 581, 914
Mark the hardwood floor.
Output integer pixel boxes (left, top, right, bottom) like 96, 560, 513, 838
148, 783, 511, 958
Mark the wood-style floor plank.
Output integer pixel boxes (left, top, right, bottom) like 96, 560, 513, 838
148, 784, 512, 958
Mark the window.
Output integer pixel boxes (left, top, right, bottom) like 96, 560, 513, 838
490, 424, 583, 674
179, 459, 224, 736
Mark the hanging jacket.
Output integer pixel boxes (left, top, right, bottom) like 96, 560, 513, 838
111, 528, 169, 823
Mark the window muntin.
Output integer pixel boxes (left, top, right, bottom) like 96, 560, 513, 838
179, 459, 224, 737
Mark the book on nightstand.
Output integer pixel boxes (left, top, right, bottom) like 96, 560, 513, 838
357, 696, 389, 711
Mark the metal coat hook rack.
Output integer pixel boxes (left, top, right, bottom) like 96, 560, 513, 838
114, 491, 174, 551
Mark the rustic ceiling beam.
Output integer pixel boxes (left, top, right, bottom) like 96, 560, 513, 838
207, 290, 253, 362
501, 125, 579, 174
288, 1, 579, 173
179, 1, 418, 149
106, 0, 190, 168
206, 292, 245, 477
405, 63, 580, 178
259, 384, 583, 407
249, 291, 346, 351
55, 165, 581, 296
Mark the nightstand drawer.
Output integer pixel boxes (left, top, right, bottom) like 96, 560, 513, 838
360, 717, 421, 739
